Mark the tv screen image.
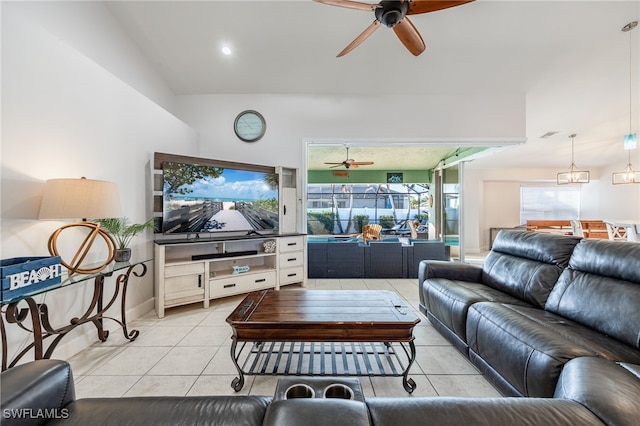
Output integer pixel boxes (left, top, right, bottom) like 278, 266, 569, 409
162, 162, 279, 235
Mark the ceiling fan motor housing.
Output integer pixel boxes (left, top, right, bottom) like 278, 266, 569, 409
375, 1, 409, 27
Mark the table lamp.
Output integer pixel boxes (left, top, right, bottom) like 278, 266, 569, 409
38, 177, 122, 274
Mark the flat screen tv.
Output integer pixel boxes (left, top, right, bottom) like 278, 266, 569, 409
161, 161, 279, 236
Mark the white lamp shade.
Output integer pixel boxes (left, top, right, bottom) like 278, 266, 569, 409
624, 133, 637, 150
38, 177, 122, 220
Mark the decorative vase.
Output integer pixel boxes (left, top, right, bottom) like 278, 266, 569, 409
114, 248, 132, 262
263, 240, 277, 253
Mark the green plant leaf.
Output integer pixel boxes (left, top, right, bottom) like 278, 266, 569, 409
94, 217, 156, 249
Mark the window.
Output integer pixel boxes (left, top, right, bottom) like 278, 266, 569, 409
520, 186, 580, 223
307, 183, 430, 235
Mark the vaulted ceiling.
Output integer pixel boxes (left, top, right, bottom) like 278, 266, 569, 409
106, 1, 640, 171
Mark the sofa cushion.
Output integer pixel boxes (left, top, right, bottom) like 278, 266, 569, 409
545, 239, 640, 349
0, 359, 75, 426
489, 230, 579, 267
481, 231, 581, 308
423, 279, 530, 345
466, 302, 640, 397
555, 357, 640, 426
562, 238, 640, 283
366, 397, 604, 426
48, 396, 272, 426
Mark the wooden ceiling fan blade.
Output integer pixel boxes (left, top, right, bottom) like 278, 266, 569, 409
337, 20, 381, 57
353, 162, 374, 165
328, 164, 345, 168
393, 17, 425, 56
313, 0, 380, 12
407, 0, 475, 15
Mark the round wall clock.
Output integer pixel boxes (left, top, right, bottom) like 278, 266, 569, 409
234, 110, 266, 142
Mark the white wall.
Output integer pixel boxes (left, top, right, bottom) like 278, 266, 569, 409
1, 3, 197, 362
465, 162, 640, 252
7, 1, 176, 114
175, 93, 527, 170
597, 161, 640, 219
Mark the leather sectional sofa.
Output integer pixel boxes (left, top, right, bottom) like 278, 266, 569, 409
2, 356, 640, 426
419, 230, 640, 398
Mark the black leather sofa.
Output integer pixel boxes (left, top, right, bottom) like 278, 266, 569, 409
419, 230, 640, 398
2, 356, 640, 425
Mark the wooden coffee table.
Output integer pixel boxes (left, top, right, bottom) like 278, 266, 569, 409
226, 289, 421, 393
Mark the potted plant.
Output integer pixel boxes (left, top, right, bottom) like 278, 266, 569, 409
95, 217, 156, 262
379, 215, 395, 229
353, 214, 369, 234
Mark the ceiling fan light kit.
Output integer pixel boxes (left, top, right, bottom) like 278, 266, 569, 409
375, 0, 408, 26
314, 0, 474, 57
612, 21, 639, 185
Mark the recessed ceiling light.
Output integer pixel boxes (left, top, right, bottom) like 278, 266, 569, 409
221, 46, 232, 56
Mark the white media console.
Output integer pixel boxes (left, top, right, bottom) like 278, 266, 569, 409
154, 234, 306, 318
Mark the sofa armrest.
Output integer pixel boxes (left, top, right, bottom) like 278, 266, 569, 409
61, 396, 272, 426
263, 399, 370, 426
366, 397, 603, 426
555, 357, 640, 426
418, 261, 483, 310
1, 360, 75, 426
418, 260, 483, 283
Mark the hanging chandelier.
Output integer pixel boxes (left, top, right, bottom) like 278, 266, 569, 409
557, 134, 590, 185
612, 21, 639, 185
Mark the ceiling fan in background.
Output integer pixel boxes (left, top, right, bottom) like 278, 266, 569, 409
325, 146, 375, 169
313, 0, 474, 57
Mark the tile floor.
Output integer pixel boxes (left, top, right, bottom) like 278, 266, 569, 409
67, 278, 501, 399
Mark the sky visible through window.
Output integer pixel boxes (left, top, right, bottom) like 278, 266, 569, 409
520, 186, 580, 222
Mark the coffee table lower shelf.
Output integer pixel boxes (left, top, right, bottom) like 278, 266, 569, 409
230, 340, 417, 393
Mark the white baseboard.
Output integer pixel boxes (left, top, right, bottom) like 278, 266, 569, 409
464, 246, 490, 254
464, 248, 482, 254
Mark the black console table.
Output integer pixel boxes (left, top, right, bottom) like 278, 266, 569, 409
0, 259, 150, 371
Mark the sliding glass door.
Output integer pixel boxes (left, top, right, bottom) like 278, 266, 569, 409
435, 164, 463, 261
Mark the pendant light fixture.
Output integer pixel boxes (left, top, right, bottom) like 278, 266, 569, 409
557, 134, 590, 185
612, 21, 639, 185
